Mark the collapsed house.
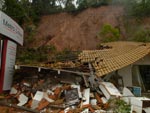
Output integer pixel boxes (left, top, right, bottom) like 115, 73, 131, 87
79, 41, 150, 94
16, 41, 150, 93
1, 41, 150, 113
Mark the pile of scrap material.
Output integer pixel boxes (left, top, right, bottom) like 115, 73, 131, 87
0, 72, 128, 113
1, 71, 150, 113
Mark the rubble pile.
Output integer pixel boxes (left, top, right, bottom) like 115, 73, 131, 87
1, 64, 150, 113
0, 72, 127, 113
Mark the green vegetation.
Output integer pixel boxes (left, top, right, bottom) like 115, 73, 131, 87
2, 0, 150, 64
2, 0, 29, 25
130, 0, 150, 18
109, 0, 150, 18
108, 98, 131, 113
53, 48, 80, 62
110, 0, 150, 43
1, 0, 112, 64
77, 0, 110, 11
17, 45, 56, 64
2, 0, 150, 33
98, 24, 120, 43
1, 0, 112, 25
24, 25, 37, 45
132, 28, 150, 42
114, 99, 131, 113
16, 45, 80, 64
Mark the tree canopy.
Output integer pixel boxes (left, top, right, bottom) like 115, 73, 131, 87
1, 0, 150, 26
1, 0, 111, 25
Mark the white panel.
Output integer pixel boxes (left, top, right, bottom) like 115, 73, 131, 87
3, 40, 17, 90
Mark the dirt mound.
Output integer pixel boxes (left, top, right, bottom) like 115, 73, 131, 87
32, 6, 124, 51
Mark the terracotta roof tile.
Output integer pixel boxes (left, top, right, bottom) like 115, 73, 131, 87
79, 41, 150, 77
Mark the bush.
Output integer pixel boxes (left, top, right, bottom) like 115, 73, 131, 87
114, 99, 131, 113
132, 28, 150, 42
98, 24, 120, 42
17, 45, 57, 64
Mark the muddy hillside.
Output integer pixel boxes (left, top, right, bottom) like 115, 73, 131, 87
32, 6, 124, 51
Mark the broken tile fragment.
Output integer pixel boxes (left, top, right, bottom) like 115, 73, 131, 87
37, 99, 50, 110
31, 91, 44, 109
33, 91, 44, 101
90, 99, 97, 105
44, 92, 54, 103
10, 87, 18, 95
17, 93, 28, 106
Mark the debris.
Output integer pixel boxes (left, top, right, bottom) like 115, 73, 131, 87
4, 64, 150, 113
90, 99, 97, 105
82, 74, 89, 87
82, 88, 90, 105
33, 91, 44, 101
94, 110, 107, 113
17, 93, 28, 106
23, 82, 31, 87
37, 99, 49, 110
65, 88, 80, 105
81, 88, 90, 112
101, 97, 108, 104
10, 87, 18, 95
43, 92, 54, 103
123, 87, 134, 97
71, 84, 82, 98
130, 97, 150, 108
46, 89, 54, 95
99, 82, 122, 99
0, 101, 39, 113
31, 100, 39, 109
64, 107, 70, 113
122, 87, 134, 104
54, 87, 62, 98
31, 91, 44, 109
95, 92, 103, 104
143, 107, 150, 113
2, 75, 129, 113
127, 86, 141, 97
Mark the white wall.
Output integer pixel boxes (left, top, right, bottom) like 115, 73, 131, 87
115, 54, 150, 87
118, 65, 133, 87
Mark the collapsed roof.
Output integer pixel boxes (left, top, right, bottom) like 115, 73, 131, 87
78, 41, 150, 77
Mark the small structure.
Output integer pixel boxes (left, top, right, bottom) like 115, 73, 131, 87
0, 11, 23, 92
79, 41, 150, 93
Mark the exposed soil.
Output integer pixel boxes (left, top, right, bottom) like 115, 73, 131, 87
32, 5, 124, 51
